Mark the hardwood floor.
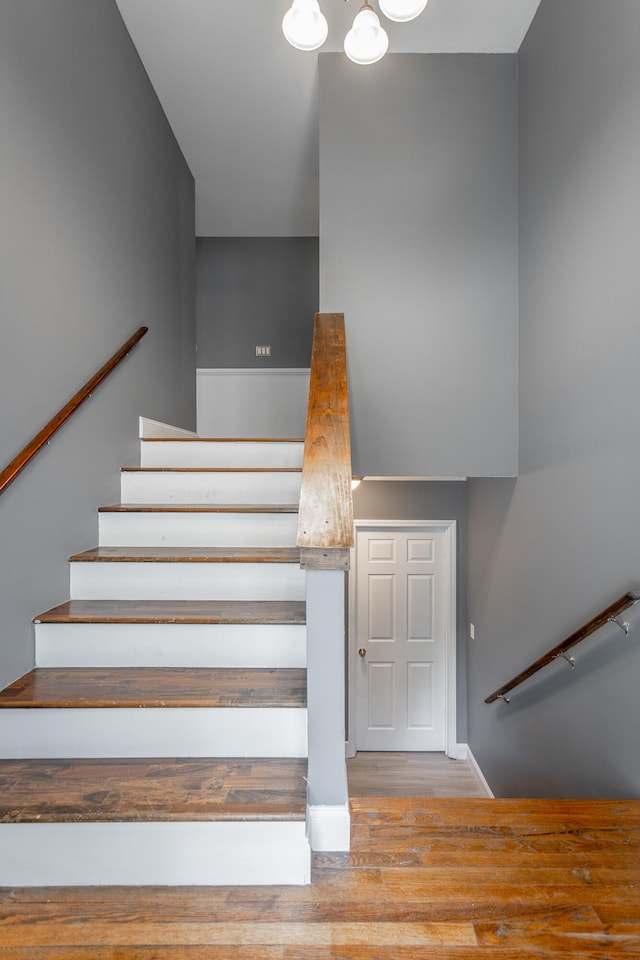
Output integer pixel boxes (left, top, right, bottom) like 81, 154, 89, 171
347, 751, 490, 798
1, 797, 639, 957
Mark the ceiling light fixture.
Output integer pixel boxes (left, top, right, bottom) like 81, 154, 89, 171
282, 0, 428, 65
282, 0, 329, 52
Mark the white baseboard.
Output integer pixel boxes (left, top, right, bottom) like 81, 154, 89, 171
447, 742, 468, 761
465, 745, 495, 798
307, 803, 350, 852
345, 739, 356, 759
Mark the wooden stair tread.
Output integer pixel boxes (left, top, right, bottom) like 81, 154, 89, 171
98, 503, 299, 514
0, 668, 307, 709
142, 437, 304, 443
121, 466, 301, 473
34, 599, 306, 625
0, 757, 307, 823
69, 546, 301, 563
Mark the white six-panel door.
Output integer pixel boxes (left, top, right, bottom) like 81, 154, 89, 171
354, 522, 455, 752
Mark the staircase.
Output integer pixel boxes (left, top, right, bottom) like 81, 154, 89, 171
0, 432, 312, 886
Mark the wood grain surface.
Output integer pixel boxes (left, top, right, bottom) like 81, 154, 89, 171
0, 668, 307, 709
34, 599, 306, 625
0, 757, 307, 823
98, 503, 299, 513
297, 314, 354, 563
1, 797, 639, 956
68, 547, 301, 564
142, 438, 305, 443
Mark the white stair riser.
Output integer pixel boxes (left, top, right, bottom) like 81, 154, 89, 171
98, 511, 298, 547
70, 562, 306, 601
35, 623, 307, 668
140, 440, 304, 469
121, 470, 301, 505
0, 821, 310, 886
0, 707, 308, 758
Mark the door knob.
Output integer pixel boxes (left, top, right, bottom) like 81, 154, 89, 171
358, 648, 367, 658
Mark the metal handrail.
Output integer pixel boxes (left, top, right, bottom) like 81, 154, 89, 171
485, 590, 640, 704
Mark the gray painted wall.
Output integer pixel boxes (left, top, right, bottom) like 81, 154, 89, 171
0, 0, 195, 689
196, 238, 317, 368
319, 53, 518, 478
466, 0, 640, 797
353, 480, 468, 742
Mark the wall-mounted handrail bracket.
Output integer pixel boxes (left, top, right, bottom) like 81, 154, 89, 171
485, 590, 638, 704
608, 615, 630, 636
553, 652, 576, 668
497, 694, 511, 704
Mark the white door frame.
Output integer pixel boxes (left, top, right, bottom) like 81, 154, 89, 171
347, 519, 458, 759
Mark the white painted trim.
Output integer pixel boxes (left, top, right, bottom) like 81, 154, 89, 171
138, 416, 197, 439
197, 368, 310, 377
466, 746, 495, 798
70, 559, 306, 602
349, 520, 458, 758
449, 742, 468, 761
307, 803, 350, 852
0, 707, 308, 759
0, 821, 310, 886
35, 622, 307, 669
345, 739, 356, 759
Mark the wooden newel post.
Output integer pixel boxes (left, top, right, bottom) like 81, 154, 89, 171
297, 314, 354, 852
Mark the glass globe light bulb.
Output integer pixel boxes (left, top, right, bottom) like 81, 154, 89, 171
379, 0, 428, 22
344, 4, 389, 66
282, 0, 328, 52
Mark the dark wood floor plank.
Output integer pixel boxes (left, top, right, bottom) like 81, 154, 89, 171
34, 599, 306, 625
68, 547, 301, 563
0, 668, 307, 709
142, 437, 303, 443
0, 758, 306, 824
98, 503, 299, 513
121, 467, 301, 473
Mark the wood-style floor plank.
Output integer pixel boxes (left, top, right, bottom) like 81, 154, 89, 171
347, 751, 488, 798
68, 547, 301, 563
120, 467, 301, 473
142, 437, 304, 443
0, 798, 638, 955
98, 503, 299, 513
34, 599, 306, 625
0, 758, 306, 823
0, 668, 307, 709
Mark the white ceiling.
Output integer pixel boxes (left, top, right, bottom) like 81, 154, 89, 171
116, 0, 541, 237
